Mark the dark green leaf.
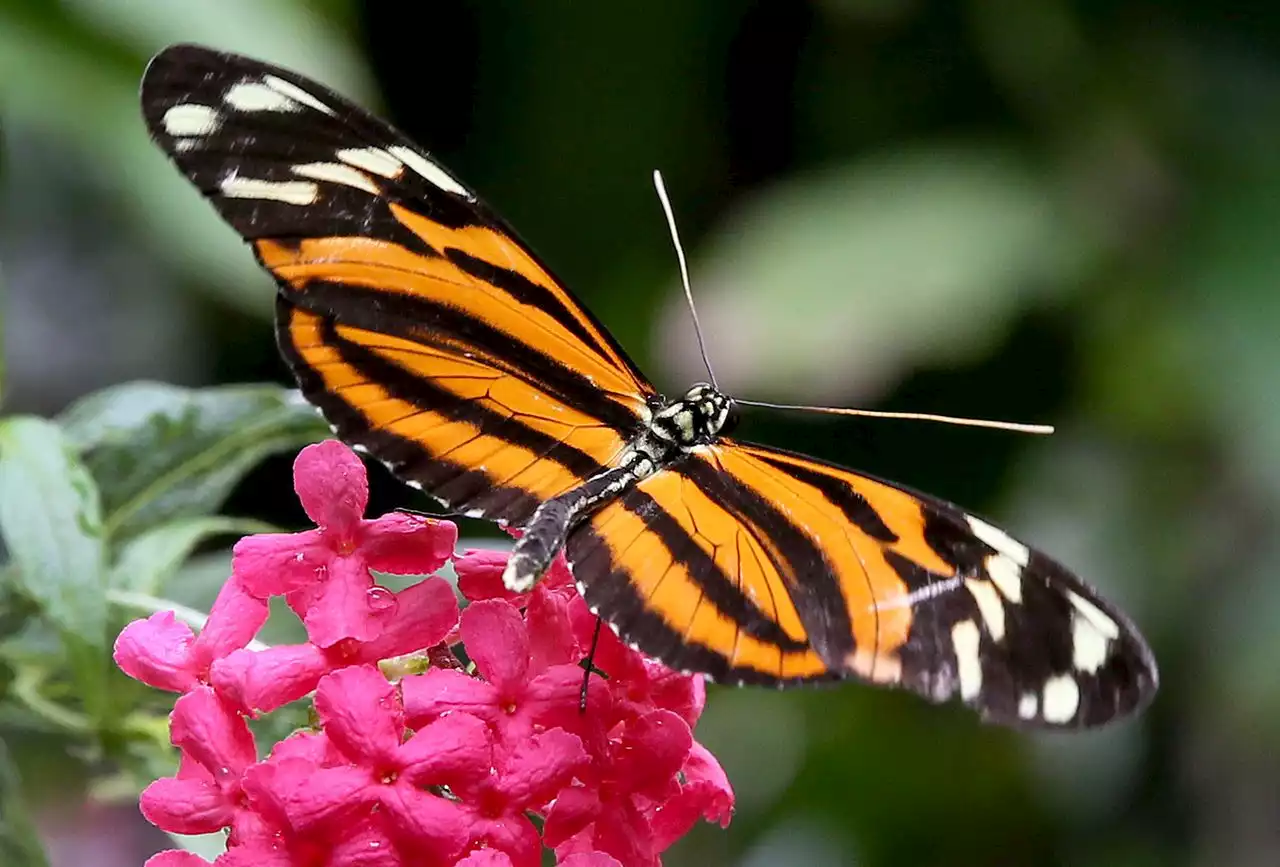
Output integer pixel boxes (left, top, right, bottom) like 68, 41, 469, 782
58, 382, 328, 541
0, 729, 51, 867
0, 417, 107, 646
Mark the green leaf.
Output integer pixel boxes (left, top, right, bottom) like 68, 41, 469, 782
108, 516, 277, 595
0, 417, 108, 646
58, 382, 328, 541
0, 740, 50, 867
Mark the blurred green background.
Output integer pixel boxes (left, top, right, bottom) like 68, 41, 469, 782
2, 1, 1278, 865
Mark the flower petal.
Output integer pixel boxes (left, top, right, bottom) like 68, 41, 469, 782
314, 665, 403, 764
359, 512, 457, 575
542, 786, 602, 848
140, 776, 232, 834
402, 667, 499, 727
456, 850, 515, 867
296, 556, 384, 647
170, 687, 257, 777
354, 577, 460, 661
144, 852, 209, 867
647, 743, 734, 850
398, 711, 492, 787
526, 584, 579, 670
491, 728, 587, 810
210, 644, 329, 715
192, 579, 270, 663
460, 600, 529, 692
558, 854, 625, 867
454, 548, 525, 604
232, 531, 327, 597
467, 813, 542, 867
113, 612, 199, 693
242, 759, 371, 833
614, 711, 692, 801
294, 440, 368, 538
378, 785, 470, 862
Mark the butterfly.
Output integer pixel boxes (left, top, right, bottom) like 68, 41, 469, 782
141, 43, 1158, 728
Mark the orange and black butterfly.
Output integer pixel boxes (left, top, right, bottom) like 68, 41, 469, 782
141, 44, 1157, 728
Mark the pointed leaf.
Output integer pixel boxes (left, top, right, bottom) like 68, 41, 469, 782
58, 382, 328, 540
0, 417, 107, 645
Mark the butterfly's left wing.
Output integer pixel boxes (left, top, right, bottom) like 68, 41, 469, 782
566, 440, 1157, 728
141, 44, 657, 525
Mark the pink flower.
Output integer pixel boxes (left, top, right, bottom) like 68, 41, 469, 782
232, 440, 457, 647
140, 687, 259, 840
402, 599, 606, 745
115, 579, 268, 693
211, 576, 458, 714
454, 545, 573, 606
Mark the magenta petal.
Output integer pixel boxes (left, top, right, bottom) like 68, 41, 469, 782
647, 743, 736, 851
558, 854, 625, 867
327, 817, 402, 867
469, 814, 542, 867
359, 512, 457, 575
493, 729, 587, 809
170, 687, 257, 775
242, 759, 371, 833
144, 852, 209, 867
402, 668, 499, 727
314, 665, 403, 764
461, 600, 529, 691
232, 531, 327, 597
355, 577, 460, 661
379, 785, 470, 861
398, 711, 492, 786
140, 776, 232, 834
526, 585, 578, 670
542, 786, 601, 848
454, 549, 525, 604
193, 579, 270, 662
294, 440, 369, 537
210, 644, 329, 715
299, 556, 383, 647
615, 711, 692, 800
113, 612, 198, 693
456, 850, 515, 867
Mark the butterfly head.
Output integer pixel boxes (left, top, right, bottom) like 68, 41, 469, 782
651, 383, 737, 447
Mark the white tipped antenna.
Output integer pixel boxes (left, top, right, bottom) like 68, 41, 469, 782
653, 169, 717, 388
734, 398, 1055, 435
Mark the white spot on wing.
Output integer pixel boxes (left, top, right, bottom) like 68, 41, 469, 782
292, 161, 380, 194
966, 515, 1030, 566
163, 103, 221, 137
1066, 590, 1120, 639
964, 579, 1006, 642
263, 74, 335, 115
225, 80, 298, 112
1072, 615, 1111, 673
389, 145, 473, 198
337, 147, 405, 178
1018, 691, 1038, 720
984, 553, 1023, 604
220, 175, 318, 205
1042, 675, 1080, 723
951, 619, 983, 702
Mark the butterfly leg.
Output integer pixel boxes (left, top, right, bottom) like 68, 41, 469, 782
503, 464, 644, 592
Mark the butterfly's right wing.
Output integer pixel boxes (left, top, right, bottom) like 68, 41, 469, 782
142, 44, 657, 524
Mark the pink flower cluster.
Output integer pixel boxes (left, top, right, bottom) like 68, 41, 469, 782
115, 441, 733, 867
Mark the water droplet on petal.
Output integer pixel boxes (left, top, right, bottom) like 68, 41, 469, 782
367, 586, 396, 612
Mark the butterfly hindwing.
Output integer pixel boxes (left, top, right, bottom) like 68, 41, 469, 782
142, 44, 657, 524
567, 441, 1157, 728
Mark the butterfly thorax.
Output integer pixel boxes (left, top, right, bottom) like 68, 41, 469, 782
502, 383, 736, 592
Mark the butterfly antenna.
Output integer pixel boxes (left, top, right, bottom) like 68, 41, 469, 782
735, 398, 1055, 435
653, 169, 718, 389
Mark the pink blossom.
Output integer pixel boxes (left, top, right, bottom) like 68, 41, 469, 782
210, 576, 458, 714
114, 579, 267, 693
232, 440, 457, 647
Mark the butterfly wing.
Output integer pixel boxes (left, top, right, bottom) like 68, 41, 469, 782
566, 440, 1157, 728
141, 44, 657, 523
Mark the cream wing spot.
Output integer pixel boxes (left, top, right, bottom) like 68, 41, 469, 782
263, 74, 336, 115
964, 579, 1006, 642
966, 515, 1030, 567
162, 103, 221, 137
292, 161, 381, 194
337, 147, 405, 178
984, 553, 1023, 604
951, 620, 983, 702
1042, 675, 1081, 724
1018, 692, 1039, 720
389, 146, 474, 198
220, 175, 319, 205
1072, 615, 1111, 673
1067, 590, 1120, 639
225, 80, 298, 112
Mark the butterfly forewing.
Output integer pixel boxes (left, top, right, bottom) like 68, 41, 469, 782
142, 44, 656, 523
568, 441, 1156, 728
